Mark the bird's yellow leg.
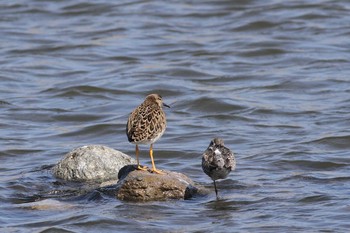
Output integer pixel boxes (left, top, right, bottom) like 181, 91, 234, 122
136, 145, 148, 171
149, 144, 164, 174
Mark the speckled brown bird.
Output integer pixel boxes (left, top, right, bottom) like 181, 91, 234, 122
202, 138, 236, 198
126, 94, 170, 174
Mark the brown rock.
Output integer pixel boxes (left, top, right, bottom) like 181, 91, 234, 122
116, 165, 202, 201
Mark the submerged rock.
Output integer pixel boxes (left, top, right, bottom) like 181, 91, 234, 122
52, 145, 136, 182
115, 165, 204, 201
19, 199, 74, 211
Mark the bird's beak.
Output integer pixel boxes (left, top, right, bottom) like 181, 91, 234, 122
163, 103, 170, 108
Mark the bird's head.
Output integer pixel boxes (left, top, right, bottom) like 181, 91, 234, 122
145, 93, 170, 108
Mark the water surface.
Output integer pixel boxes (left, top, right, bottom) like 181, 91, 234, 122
1, 0, 350, 232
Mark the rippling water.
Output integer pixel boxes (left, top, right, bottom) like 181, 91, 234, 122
1, 0, 350, 232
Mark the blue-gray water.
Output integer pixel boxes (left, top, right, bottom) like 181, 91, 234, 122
1, 0, 350, 232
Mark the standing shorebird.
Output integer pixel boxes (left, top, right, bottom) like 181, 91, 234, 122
202, 138, 236, 198
126, 94, 170, 174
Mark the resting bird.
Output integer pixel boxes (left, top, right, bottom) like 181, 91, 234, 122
202, 138, 236, 198
126, 94, 170, 174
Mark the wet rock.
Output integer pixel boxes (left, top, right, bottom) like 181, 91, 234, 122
115, 165, 205, 201
52, 145, 136, 182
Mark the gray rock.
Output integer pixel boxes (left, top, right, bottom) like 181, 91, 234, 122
53, 145, 136, 182
115, 165, 207, 201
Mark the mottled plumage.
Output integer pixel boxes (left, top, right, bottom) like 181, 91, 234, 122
202, 138, 236, 198
126, 94, 169, 174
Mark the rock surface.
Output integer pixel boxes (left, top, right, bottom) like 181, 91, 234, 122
115, 165, 204, 201
52, 145, 207, 201
52, 145, 136, 182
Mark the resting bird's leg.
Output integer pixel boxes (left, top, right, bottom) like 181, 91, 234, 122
149, 144, 164, 174
213, 180, 219, 199
136, 145, 148, 171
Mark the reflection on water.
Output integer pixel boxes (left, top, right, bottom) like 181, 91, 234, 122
1, 0, 350, 232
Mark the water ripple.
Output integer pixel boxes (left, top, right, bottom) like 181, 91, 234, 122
1, 0, 350, 232
308, 135, 350, 149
